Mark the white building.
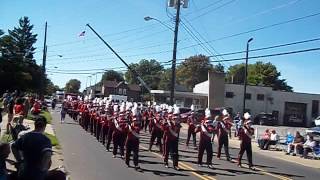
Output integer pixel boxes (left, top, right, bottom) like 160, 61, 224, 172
151, 71, 320, 127
193, 71, 320, 127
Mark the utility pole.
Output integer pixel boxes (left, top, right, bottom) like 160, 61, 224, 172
242, 38, 253, 115
170, 0, 182, 106
41, 22, 48, 98
86, 24, 151, 92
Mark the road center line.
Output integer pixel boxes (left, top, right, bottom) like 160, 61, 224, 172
139, 145, 214, 180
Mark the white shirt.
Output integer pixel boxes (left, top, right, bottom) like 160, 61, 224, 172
304, 140, 316, 148
270, 133, 279, 141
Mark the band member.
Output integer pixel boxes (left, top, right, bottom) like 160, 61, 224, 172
125, 105, 140, 169
186, 105, 197, 149
101, 102, 112, 145
112, 103, 127, 158
216, 109, 232, 161
106, 104, 118, 152
195, 108, 215, 168
149, 105, 163, 153
163, 106, 181, 170
237, 112, 255, 169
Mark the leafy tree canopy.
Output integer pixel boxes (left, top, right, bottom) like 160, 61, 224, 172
226, 61, 292, 92
65, 79, 81, 93
176, 54, 213, 90
101, 70, 124, 83
125, 59, 164, 90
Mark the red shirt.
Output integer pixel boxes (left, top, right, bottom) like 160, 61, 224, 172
14, 104, 24, 115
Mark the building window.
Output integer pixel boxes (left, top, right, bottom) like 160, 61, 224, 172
123, 89, 127, 95
257, 94, 265, 101
225, 92, 234, 98
118, 88, 122, 94
245, 93, 251, 100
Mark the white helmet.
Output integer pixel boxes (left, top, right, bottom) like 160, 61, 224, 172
244, 112, 251, 120
222, 109, 229, 116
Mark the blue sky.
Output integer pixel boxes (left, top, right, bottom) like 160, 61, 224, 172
1, 0, 320, 93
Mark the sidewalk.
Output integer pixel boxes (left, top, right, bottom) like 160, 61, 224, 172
179, 123, 320, 169
0, 113, 64, 171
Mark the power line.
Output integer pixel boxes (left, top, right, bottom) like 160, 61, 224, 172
179, 11, 320, 51
189, 0, 237, 21
209, 47, 320, 63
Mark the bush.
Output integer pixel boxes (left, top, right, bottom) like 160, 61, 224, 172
45, 133, 60, 149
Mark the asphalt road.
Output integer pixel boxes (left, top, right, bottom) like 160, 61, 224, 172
50, 109, 320, 180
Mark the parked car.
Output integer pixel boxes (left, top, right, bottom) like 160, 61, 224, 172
253, 113, 276, 126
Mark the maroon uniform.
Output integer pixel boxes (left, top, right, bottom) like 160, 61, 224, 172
237, 125, 254, 167
148, 114, 163, 152
195, 121, 215, 166
216, 119, 232, 160
125, 120, 140, 168
186, 114, 197, 148
162, 120, 181, 168
112, 114, 127, 157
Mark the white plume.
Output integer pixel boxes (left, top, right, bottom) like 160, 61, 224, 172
222, 109, 229, 116
205, 108, 211, 118
244, 112, 251, 120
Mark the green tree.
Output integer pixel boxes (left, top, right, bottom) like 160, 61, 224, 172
226, 61, 292, 92
65, 79, 81, 93
0, 17, 43, 93
101, 70, 124, 83
158, 69, 172, 90
125, 59, 163, 90
176, 54, 213, 90
45, 79, 59, 95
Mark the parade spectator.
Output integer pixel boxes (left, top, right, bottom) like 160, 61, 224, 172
258, 129, 270, 149
14, 97, 25, 124
60, 101, 68, 123
233, 112, 242, 137
11, 116, 52, 180
286, 131, 304, 156
0, 143, 10, 180
302, 135, 316, 158
23, 97, 30, 118
264, 129, 279, 150
6, 95, 15, 133
31, 100, 41, 115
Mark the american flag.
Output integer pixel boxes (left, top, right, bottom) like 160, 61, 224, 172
79, 31, 85, 37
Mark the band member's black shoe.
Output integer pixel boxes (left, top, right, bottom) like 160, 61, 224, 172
208, 165, 214, 169
174, 166, 180, 171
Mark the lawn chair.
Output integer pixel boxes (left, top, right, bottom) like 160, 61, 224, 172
279, 134, 294, 152
313, 142, 320, 160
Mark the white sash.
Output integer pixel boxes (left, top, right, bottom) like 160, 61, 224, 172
154, 119, 162, 129
201, 124, 212, 138
169, 126, 178, 138
114, 120, 122, 131
220, 121, 230, 134
129, 125, 139, 138
244, 128, 253, 139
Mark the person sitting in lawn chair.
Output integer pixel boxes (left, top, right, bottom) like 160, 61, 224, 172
302, 135, 316, 158
286, 131, 304, 156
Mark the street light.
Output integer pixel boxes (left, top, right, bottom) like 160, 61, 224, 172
144, 1, 181, 106
144, 16, 174, 32
242, 38, 253, 115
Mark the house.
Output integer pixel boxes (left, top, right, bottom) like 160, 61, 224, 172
101, 81, 141, 102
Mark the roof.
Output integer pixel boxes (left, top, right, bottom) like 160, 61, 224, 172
175, 84, 190, 92
128, 84, 141, 91
103, 81, 118, 88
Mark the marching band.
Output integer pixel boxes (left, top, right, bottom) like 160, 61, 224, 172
63, 96, 255, 171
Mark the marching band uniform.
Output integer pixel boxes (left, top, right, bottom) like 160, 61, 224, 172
186, 105, 197, 148
125, 105, 140, 169
195, 108, 215, 168
149, 106, 163, 153
237, 113, 255, 169
162, 106, 181, 170
112, 104, 127, 158
216, 110, 232, 161
106, 108, 117, 152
